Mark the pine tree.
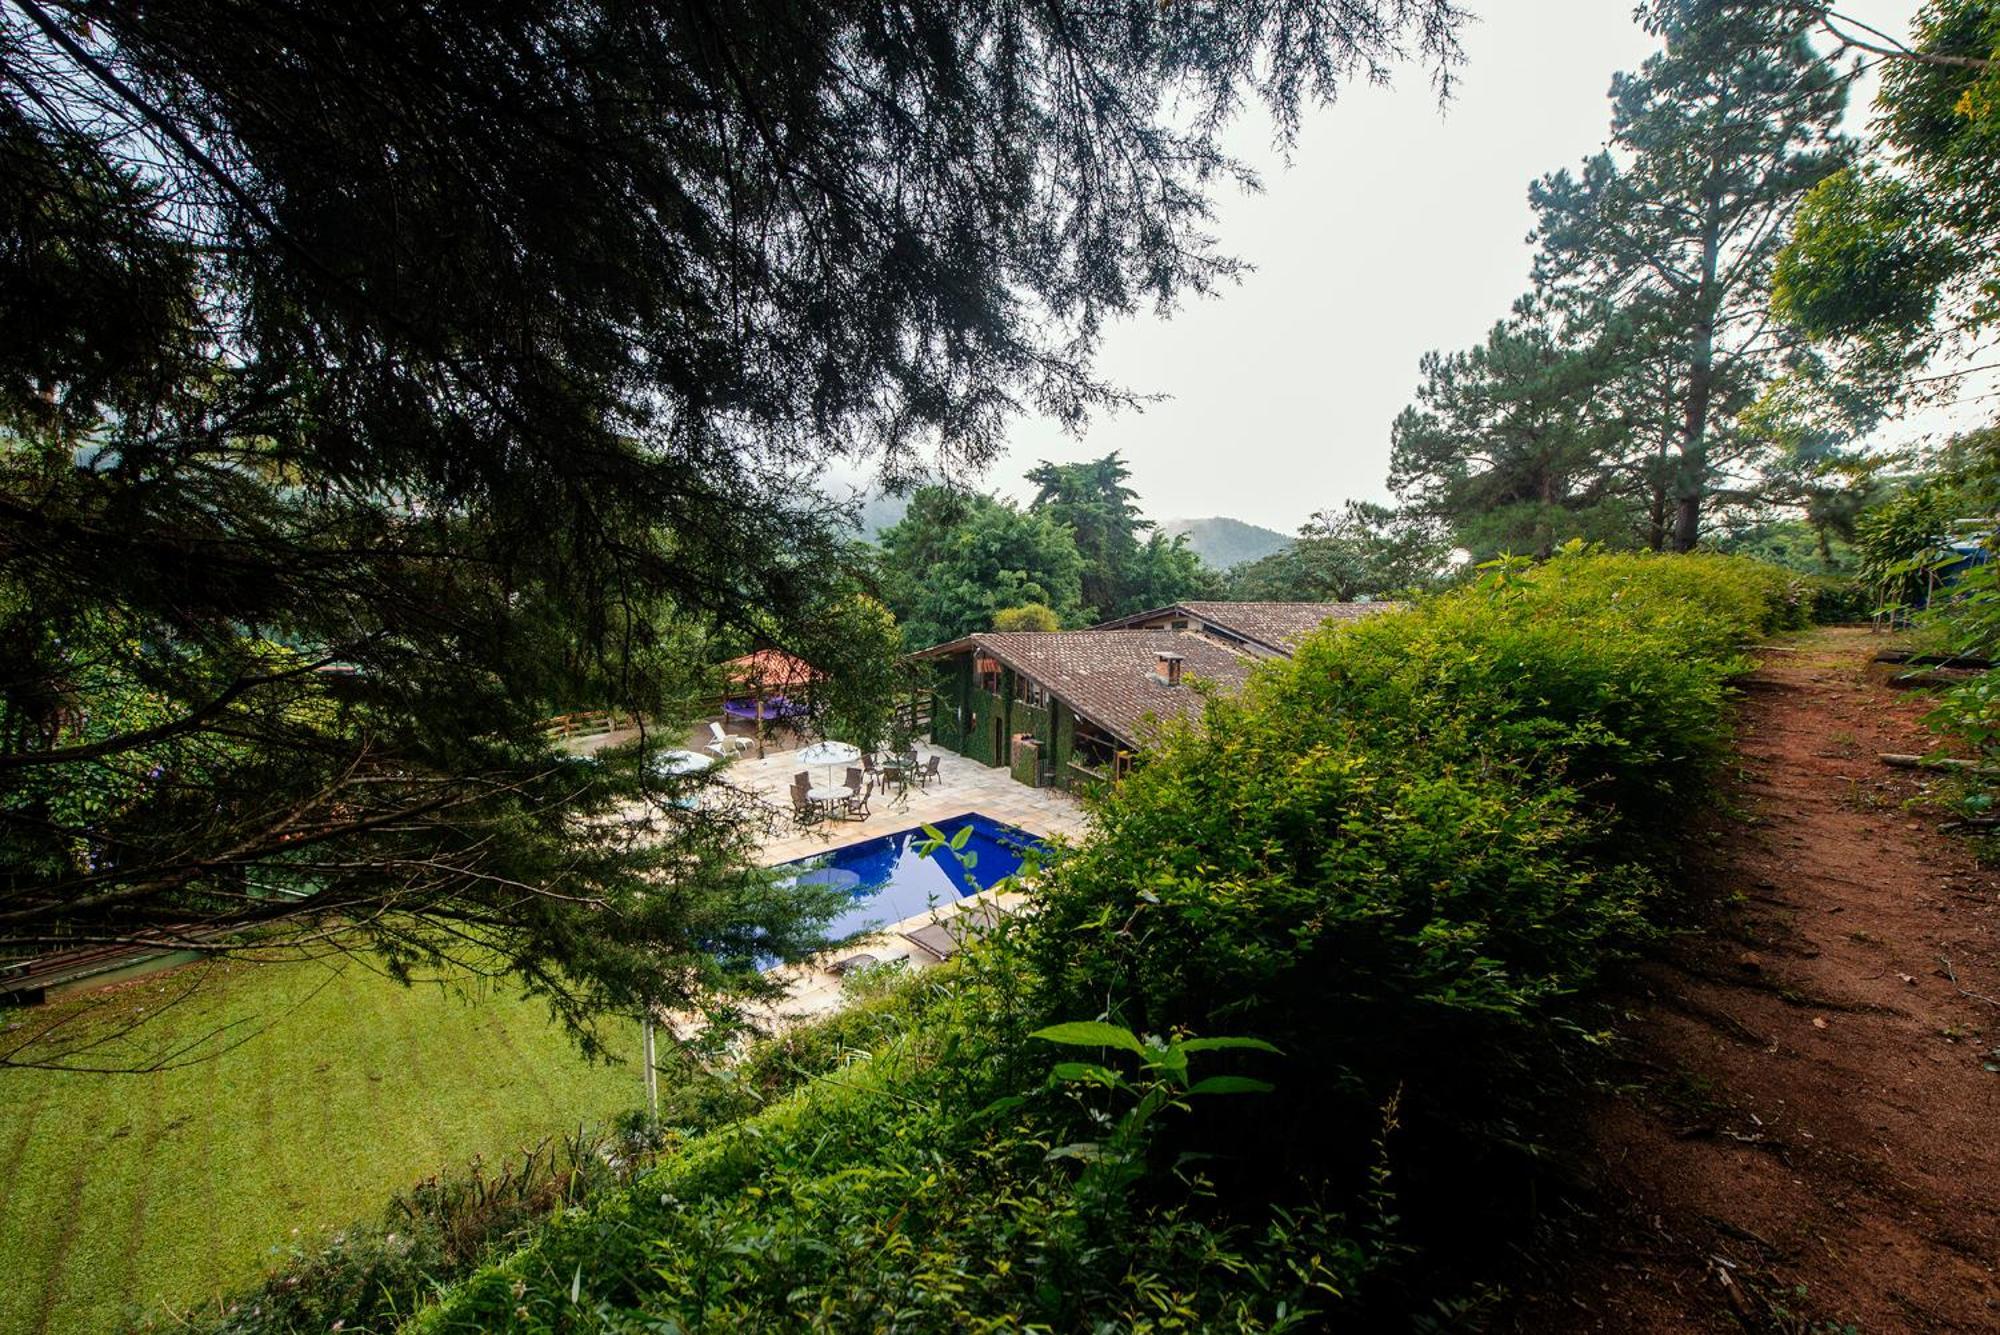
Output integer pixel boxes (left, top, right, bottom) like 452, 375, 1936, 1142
1530, 0, 1850, 550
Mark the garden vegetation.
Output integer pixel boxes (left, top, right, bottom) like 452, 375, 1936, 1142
254, 551, 1817, 1333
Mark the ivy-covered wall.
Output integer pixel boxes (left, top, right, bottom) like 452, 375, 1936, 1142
1051, 701, 1077, 789
928, 661, 965, 750
1010, 737, 1041, 787
1005, 697, 1050, 785
923, 652, 1087, 788
964, 685, 1003, 765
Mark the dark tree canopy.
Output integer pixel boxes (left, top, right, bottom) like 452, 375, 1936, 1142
1025, 451, 1212, 617
2, 1, 1467, 1051
1390, 305, 1639, 559
876, 487, 1085, 648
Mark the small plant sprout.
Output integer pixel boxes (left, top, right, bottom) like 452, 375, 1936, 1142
1027, 1020, 1280, 1200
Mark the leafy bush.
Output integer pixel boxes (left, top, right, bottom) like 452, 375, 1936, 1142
991, 602, 1063, 632
1027, 549, 1801, 1260
413, 944, 1383, 1332
1802, 573, 1875, 622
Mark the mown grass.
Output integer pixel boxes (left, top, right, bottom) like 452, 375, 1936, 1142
0, 956, 636, 1335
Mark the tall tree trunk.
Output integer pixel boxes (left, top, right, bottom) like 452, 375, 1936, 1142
1673, 183, 1726, 554
1536, 467, 1555, 560
1647, 426, 1674, 551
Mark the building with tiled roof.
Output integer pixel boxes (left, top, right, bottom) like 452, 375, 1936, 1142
911, 601, 1391, 789
1086, 600, 1386, 657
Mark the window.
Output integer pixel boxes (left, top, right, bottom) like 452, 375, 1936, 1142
973, 653, 1002, 694
1013, 675, 1045, 708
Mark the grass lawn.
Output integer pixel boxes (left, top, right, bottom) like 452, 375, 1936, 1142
0, 955, 638, 1335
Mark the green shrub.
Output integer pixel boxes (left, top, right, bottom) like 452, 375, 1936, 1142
413, 944, 1387, 1332
1026, 549, 1800, 1258
991, 602, 1062, 632
1802, 572, 1875, 622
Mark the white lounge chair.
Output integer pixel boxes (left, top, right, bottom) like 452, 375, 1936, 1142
707, 721, 753, 757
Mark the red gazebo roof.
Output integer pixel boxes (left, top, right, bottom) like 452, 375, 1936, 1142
721, 649, 819, 692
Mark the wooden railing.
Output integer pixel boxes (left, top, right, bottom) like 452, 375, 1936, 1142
542, 710, 633, 740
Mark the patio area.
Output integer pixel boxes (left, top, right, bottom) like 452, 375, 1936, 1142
701, 743, 1088, 1029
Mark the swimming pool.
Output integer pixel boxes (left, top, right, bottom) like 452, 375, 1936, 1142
776, 812, 1048, 941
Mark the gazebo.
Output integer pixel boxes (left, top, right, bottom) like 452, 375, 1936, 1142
719, 649, 817, 730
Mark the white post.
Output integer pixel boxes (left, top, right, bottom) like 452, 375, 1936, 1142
641, 1013, 658, 1119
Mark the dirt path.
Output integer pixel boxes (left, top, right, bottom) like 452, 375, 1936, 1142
1513, 627, 2000, 1333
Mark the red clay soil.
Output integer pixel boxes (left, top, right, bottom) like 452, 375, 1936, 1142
1512, 627, 2000, 1333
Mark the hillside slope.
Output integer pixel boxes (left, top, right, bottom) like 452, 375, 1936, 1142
1160, 516, 1290, 569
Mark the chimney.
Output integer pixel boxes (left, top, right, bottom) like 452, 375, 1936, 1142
1154, 651, 1184, 687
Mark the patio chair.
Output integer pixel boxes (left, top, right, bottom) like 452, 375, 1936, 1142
901, 920, 960, 962
914, 755, 942, 789
705, 721, 752, 758
861, 753, 876, 773
788, 783, 822, 827
843, 777, 874, 821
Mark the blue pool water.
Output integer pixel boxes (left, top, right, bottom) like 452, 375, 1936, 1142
778, 812, 1047, 941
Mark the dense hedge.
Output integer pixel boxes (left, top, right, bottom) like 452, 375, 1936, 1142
404, 553, 1806, 1331
1027, 553, 1807, 1248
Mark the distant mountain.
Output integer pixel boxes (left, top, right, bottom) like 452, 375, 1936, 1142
1161, 516, 1292, 570
852, 492, 909, 540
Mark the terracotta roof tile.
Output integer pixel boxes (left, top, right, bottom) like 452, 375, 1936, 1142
1175, 601, 1385, 653
923, 630, 1253, 746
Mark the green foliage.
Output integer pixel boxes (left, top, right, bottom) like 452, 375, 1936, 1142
874, 459, 1213, 645
413, 950, 1376, 1333
1799, 574, 1876, 623
1227, 501, 1452, 601
1125, 527, 1224, 611
1032, 1022, 1279, 1207
877, 488, 1086, 647
798, 593, 908, 753
1390, 307, 1642, 559
1, 0, 1467, 1033
1024, 453, 1219, 618
1773, 167, 1951, 340
1527, 0, 1855, 550
1856, 482, 1966, 611
990, 602, 1062, 633
399, 552, 1805, 1332
1778, 1, 2000, 348
1028, 550, 1803, 1211
1025, 453, 1153, 618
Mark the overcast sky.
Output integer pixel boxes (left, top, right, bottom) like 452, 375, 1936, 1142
967, 0, 1974, 535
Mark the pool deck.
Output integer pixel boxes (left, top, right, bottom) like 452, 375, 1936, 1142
706, 746, 1089, 1029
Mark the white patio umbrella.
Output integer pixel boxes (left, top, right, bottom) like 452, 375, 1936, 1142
796, 739, 860, 792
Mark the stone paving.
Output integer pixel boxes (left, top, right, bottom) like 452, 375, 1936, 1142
608, 730, 1090, 1032
722, 743, 1087, 1027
